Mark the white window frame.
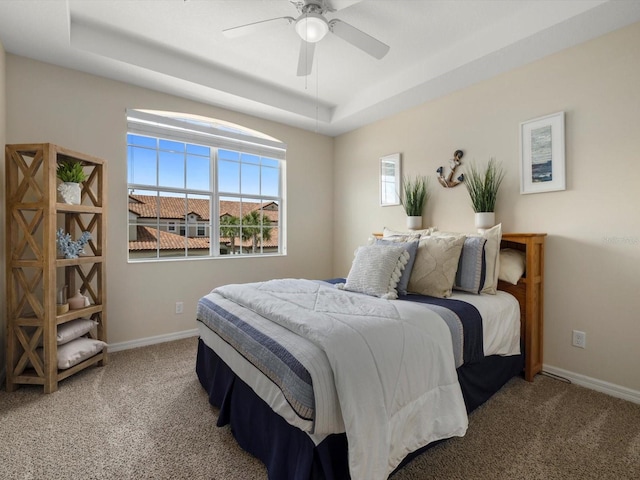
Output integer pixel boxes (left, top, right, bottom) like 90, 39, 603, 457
127, 109, 287, 261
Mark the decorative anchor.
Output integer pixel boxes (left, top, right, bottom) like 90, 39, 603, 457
437, 149, 465, 188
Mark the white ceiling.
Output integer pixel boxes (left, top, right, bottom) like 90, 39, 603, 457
1, 0, 639, 136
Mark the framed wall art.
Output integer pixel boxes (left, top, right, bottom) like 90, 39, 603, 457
520, 111, 565, 194
379, 152, 401, 206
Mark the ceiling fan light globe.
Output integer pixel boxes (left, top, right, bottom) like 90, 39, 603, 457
295, 12, 329, 43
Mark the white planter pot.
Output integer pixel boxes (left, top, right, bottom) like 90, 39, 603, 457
474, 212, 495, 232
406, 216, 422, 230
58, 182, 81, 205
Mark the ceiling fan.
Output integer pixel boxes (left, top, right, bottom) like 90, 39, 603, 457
222, 0, 390, 76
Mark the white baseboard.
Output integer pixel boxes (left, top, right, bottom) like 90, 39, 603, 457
543, 364, 640, 405
107, 328, 199, 353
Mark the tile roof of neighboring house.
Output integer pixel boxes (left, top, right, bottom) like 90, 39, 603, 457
129, 226, 211, 251
128, 194, 278, 222
129, 226, 280, 250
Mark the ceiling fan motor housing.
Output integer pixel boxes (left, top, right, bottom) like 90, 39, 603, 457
295, 2, 330, 43
295, 12, 329, 42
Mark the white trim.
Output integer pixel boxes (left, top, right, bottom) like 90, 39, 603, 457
543, 364, 640, 405
107, 328, 199, 353
127, 109, 287, 160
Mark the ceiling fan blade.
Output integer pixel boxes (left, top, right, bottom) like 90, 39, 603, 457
329, 19, 389, 59
297, 39, 316, 76
223, 16, 295, 39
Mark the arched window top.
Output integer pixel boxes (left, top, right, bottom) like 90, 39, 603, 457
137, 109, 282, 143
127, 109, 286, 160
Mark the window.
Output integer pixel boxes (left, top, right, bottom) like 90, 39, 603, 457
127, 110, 286, 261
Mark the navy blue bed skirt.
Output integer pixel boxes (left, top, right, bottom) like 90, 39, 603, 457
196, 338, 523, 480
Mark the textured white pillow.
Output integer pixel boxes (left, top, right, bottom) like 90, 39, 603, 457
57, 318, 98, 345
57, 337, 107, 369
343, 244, 409, 299
374, 239, 419, 295
408, 235, 466, 298
499, 248, 526, 285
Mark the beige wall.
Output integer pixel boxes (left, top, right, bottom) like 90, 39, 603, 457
334, 22, 640, 391
3, 23, 639, 393
4, 55, 334, 345
0, 40, 6, 378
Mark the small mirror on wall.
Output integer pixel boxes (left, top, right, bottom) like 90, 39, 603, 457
380, 153, 401, 206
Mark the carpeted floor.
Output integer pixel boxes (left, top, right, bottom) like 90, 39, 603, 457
1, 337, 638, 479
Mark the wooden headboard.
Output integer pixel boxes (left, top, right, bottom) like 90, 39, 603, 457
372, 231, 547, 382
498, 233, 546, 381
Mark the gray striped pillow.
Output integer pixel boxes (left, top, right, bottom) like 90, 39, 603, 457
454, 236, 487, 294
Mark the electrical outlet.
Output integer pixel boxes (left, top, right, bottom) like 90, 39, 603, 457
175, 301, 184, 314
572, 330, 586, 349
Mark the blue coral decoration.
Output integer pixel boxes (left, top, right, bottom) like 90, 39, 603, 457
56, 229, 92, 259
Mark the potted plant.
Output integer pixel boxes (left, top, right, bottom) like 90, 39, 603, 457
401, 175, 429, 230
56, 160, 86, 204
463, 158, 505, 230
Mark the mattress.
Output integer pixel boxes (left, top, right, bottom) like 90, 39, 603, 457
446, 290, 521, 356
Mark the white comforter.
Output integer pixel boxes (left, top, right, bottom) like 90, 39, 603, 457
214, 279, 468, 480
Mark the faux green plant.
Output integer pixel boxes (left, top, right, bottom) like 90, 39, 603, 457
56, 160, 87, 183
463, 158, 505, 213
401, 175, 429, 216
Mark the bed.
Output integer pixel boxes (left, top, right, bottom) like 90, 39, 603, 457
195, 229, 546, 480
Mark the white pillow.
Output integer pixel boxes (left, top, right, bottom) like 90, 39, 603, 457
57, 337, 107, 370
477, 224, 502, 294
57, 318, 98, 345
408, 235, 466, 298
382, 226, 435, 239
499, 248, 526, 285
343, 244, 409, 299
